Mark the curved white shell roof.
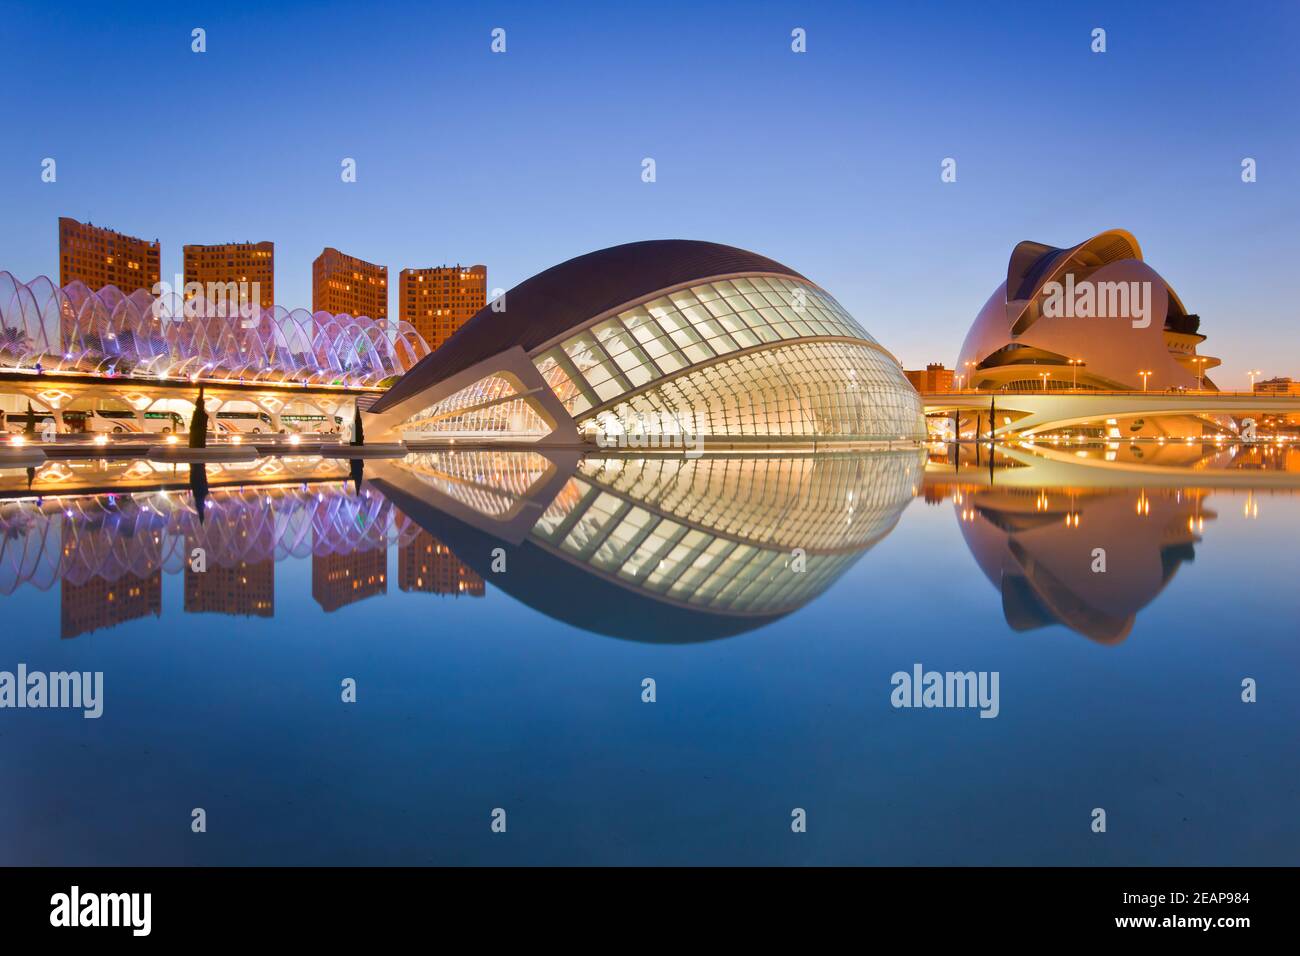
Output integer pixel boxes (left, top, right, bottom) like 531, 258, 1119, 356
0, 271, 429, 388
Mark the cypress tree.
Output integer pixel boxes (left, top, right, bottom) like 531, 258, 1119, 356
352, 403, 364, 446
189, 386, 208, 448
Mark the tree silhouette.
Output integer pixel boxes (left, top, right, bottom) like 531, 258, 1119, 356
189, 463, 209, 522
189, 386, 208, 448
352, 402, 364, 446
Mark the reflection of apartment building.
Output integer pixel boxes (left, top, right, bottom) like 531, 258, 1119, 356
312, 247, 387, 319
184, 559, 274, 617
183, 241, 274, 309
312, 550, 387, 612
399, 265, 486, 351
398, 530, 485, 596
61, 572, 162, 639
904, 363, 954, 392
59, 217, 160, 295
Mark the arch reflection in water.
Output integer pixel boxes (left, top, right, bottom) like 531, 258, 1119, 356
0, 481, 419, 635
366, 448, 925, 641
951, 484, 1212, 643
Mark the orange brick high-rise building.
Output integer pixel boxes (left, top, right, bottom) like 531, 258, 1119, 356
183, 241, 274, 310
312, 247, 388, 319
58, 217, 160, 295
399, 264, 486, 350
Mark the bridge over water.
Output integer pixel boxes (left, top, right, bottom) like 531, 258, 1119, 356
920, 389, 1300, 437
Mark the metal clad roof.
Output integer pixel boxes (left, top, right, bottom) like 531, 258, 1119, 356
370, 240, 807, 413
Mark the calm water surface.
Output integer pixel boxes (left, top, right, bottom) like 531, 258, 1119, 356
2, 444, 1297, 865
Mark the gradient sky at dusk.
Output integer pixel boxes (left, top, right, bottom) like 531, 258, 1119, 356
2, 0, 1297, 380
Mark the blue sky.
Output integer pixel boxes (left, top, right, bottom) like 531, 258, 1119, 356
1, 0, 1297, 379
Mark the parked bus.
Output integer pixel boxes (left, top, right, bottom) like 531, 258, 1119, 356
84, 409, 184, 435
2, 409, 58, 436
280, 413, 345, 435
214, 410, 274, 435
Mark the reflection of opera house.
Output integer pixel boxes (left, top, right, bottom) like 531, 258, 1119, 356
956, 230, 1224, 437
366, 240, 925, 446
955, 486, 1211, 643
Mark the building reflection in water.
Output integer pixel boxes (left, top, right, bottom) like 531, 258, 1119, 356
0, 477, 477, 634
399, 530, 485, 597
5, 446, 1289, 643
366, 448, 925, 641
63, 570, 162, 639
186, 558, 274, 618
935, 482, 1212, 643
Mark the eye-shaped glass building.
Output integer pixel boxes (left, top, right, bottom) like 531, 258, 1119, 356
365, 240, 925, 445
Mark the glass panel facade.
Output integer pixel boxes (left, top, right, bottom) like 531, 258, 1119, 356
530, 275, 886, 427
585, 340, 925, 441
399, 373, 552, 439
526, 451, 923, 614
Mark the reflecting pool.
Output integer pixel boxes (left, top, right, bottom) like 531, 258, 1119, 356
1, 444, 1297, 864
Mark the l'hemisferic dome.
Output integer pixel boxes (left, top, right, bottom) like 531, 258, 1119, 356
365, 240, 925, 446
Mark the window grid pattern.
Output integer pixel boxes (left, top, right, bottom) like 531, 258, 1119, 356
528, 450, 921, 614
572, 453, 923, 552
394, 451, 554, 517
529, 475, 863, 613
531, 275, 881, 420
585, 341, 925, 440
404, 375, 518, 425
400, 374, 551, 438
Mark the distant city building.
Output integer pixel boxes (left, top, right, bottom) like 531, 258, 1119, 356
312, 247, 387, 319
61, 572, 161, 639
399, 264, 486, 351
1254, 376, 1300, 396
1253, 378, 1300, 427
312, 549, 387, 612
904, 363, 954, 392
58, 216, 160, 295
183, 241, 274, 310
398, 531, 485, 596
184, 559, 274, 617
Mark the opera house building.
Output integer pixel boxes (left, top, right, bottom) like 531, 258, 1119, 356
956, 230, 1222, 436
366, 240, 926, 446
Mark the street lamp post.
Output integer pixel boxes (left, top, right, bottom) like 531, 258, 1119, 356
1068, 358, 1084, 390
1248, 368, 1262, 392
1194, 356, 1208, 391
1138, 370, 1152, 392
1039, 372, 1050, 392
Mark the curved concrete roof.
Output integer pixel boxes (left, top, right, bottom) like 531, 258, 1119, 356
370, 239, 807, 414
1007, 229, 1143, 335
